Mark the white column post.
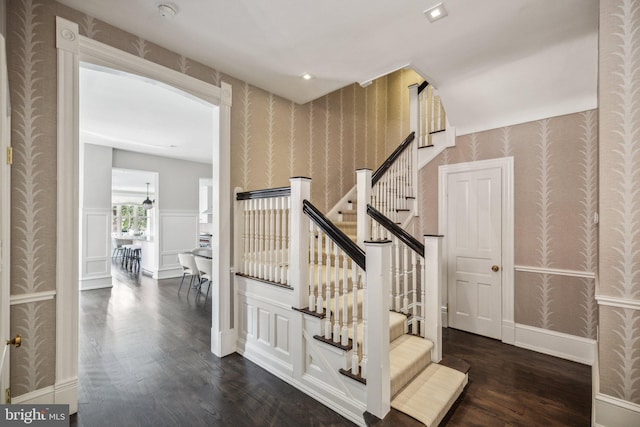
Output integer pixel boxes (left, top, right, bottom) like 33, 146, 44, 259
233, 187, 243, 274
357, 169, 372, 248
409, 83, 419, 135
211, 82, 235, 357
289, 177, 311, 309
365, 239, 391, 420
56, 16, 80, 413
424, 235, 443, 363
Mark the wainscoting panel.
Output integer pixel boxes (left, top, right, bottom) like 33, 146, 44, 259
80, 208, 112, 290
158, 210, 199, 278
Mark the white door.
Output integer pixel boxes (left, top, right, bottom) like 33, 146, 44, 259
0, 33, 11, 401
447, 167, 502, 339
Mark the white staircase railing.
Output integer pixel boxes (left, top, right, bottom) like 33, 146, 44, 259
411, 81, 446, 148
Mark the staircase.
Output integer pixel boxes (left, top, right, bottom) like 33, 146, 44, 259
233, 81, 463, 426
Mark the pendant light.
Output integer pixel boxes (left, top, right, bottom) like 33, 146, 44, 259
142, 182, 154, 210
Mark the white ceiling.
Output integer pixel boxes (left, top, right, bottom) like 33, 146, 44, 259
80, 63, 216, 163
68, 0, 598, 137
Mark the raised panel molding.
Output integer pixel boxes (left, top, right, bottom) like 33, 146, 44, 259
159, 210, 198, 273
80, 208, 112, 290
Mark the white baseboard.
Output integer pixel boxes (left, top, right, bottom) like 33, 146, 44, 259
595, 393, 640, 427
514, 323, 595, 365
441, 305, 448, 328
12, 385, 54, 405
212, 328, 236, 357
55, 378, 78, 414
154, 267, 183, 279
80, 275, 112, 291
502, 320, 515, 345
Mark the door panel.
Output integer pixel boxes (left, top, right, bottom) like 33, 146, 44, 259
447, 167, 502, 339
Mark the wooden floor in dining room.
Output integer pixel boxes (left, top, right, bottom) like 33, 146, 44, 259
71, 264, 592, 427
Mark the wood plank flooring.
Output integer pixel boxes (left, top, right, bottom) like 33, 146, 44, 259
72, 264, 591, 426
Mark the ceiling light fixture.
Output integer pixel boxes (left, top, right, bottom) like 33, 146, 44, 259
301, 73, 313, 81
424, 3, 448, 23
158, 3, 178, 19
142, 182, 155, 210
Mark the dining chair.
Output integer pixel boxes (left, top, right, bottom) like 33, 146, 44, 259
178, 252, 200, 295
194, 256, 213, 305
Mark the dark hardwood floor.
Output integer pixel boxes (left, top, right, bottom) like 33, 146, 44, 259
72, 263, 591, 426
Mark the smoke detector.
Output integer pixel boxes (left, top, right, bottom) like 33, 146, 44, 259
158, 3, 178, 18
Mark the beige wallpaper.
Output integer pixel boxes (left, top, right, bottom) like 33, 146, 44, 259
599, 0, 640, 405
6, 0, 420, 396
418, 111, 599, 339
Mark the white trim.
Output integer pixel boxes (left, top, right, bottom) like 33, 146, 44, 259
57, 16, 232, 414
79, 37, 222, 102
326, 184, 356, 221
438, 157, 515, 345
154, 266, 184, 280
515, 265, 595, 279
441, 305, 448, 328
0, 32, 12, 399
54, 377, 78, 414
12, 385, 54, 405
10, 290, 57, 305
596, 295, 640, 311
514, 323, 595, 365
79, 276, 113, 291
595, 393, 640, 427
56, 17, 80, 415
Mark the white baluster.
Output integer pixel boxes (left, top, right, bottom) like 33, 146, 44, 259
274, 197, 281, 284
243, 201, 249, 274
324, 236, 332, 339
333, 245, 340, 343
341, 252, 349, 346
268, 198, 274, 281
309, 222, 317, 311
249, 199, 256, 277
402, 245, 409, 314
360, 269, 368, 380
394, 237, 401, 311
412, 252, 419, 334
316, 229, 324, 315
351, 262, 360, 374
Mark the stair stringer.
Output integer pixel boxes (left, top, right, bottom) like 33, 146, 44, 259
417, 128, 455, 171
327, 184, 357, 222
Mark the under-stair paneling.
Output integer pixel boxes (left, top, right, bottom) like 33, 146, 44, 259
236, 276, 295, 377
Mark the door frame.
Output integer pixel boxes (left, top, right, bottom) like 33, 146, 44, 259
55, 17, 234, 412
0, 32, 11, 401
438, 157, 515, 344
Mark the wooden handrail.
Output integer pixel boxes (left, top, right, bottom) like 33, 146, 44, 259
236, 186, 291, 200
417, 80, 428, 94
303, 200, 366, 270
367, 204, 424, 257
371, 132, 415, 186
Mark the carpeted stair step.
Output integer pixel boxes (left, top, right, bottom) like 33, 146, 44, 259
391, 363, 467, 427
350, 311, 409, 359
390, 335, 433, 397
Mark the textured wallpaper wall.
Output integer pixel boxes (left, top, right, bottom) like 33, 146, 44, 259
419, 111, 599, 340
599, 0, 640, 405
6, 0, 420, 397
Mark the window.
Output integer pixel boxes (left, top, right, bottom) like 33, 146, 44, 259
112, 204, 148, 235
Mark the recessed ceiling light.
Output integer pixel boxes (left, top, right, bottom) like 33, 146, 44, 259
158, 3, 178, 19
424, 3, 448, 23
301, 73, 313, 81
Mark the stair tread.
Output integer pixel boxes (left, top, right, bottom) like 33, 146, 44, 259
391, 363, 467, 427
390, 335, 433, 397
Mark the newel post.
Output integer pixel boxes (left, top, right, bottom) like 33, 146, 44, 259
290, 177, 311, 309
423, 235, 443, 363
357, 169, 372, 247
233, 187, 243, 275
365, 239, 391, 419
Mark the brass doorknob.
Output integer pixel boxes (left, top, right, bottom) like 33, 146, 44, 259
6, 335, 21, 348
491, 265, 500, 272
